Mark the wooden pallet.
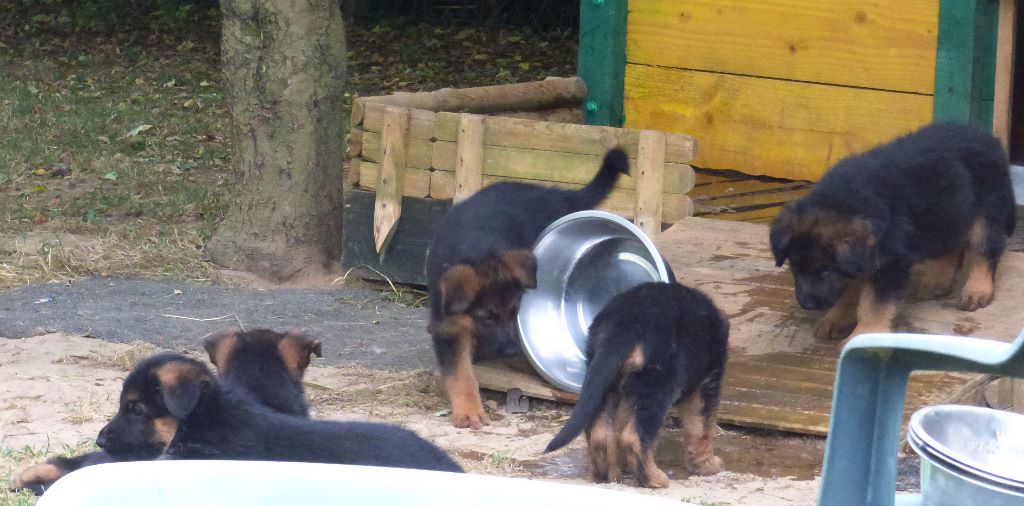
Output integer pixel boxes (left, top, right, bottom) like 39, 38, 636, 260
691, 169, 811, 224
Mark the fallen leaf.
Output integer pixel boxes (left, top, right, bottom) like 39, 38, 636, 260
102, 171, 118, 181
125, 124, 152, 137
34, 213, 47, 224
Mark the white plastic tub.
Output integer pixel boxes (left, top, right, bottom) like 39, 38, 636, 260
38, 460, 688, 505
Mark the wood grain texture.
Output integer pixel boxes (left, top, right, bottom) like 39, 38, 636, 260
627, 0, 939, 94
625, 64, 933, 180
454, 114, 485, 204
373, 107, 410, 254
993, 0, 1017, 146
634, 130, 666, 236
433, 112, 696, 163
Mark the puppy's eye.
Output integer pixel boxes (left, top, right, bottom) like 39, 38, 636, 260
128, 402, 145, 417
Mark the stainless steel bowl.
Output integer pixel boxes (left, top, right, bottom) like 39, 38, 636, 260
517, 211, 671, 393
908, 404, 1024, 505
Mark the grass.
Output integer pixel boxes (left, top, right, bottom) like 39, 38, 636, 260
0, 440, 97, 505
0, 7, 577, 292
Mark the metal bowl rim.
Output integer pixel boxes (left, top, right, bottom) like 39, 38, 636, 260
516, 210, 671, 393
909, 404, 1024, 486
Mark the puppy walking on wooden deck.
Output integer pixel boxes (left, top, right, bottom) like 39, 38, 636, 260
770, 123, 1016, 346
11, 327, 322, 495
426, 148, 630, 429
95, 353, 463, 472
545, 282, 729, 488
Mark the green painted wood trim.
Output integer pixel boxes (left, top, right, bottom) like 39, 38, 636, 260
578, 0, 627, 127
933, 0, 999, 128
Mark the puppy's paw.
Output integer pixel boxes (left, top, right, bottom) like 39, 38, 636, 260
958, 287, 994, 311
11, 461, 64, 496
814, 313, 856, 341
640, 467, 671, 488
688, 455, 725, 476
451, 407, 490, 430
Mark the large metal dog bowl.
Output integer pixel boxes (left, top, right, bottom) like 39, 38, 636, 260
907, 404, 1024, 505
517, 211, 671, 393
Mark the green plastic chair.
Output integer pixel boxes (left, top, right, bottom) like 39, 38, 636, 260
817, 330, 1024, 506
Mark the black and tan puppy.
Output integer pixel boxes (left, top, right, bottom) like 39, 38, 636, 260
770, 123, 1015, 345
96, 353, 462, 472
12, 328, 320, 495
545, 282, 729, 488
203, 326, 321, 416
427, 148, 629, 429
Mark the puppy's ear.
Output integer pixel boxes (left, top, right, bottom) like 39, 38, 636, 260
770, 206, 797, 267
832, 219, 877, 278
440, 264, 480, 315
155, 360, 212, 419
501, 249, 538, 289
279, 329, 322, 376
202, 326, 242, 367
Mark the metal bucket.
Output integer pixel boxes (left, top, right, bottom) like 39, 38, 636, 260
907, 404, 1024, 505
516, 211, 671, 393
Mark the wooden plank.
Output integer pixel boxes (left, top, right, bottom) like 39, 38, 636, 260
993, 0, 1017, 146
579, 0, 627, 126
627, 0, 939, 94
361, 131, 438, 169
340, 190, 451, 286
433, 112, 696, 164
695, 188, 811, 212
625, 64, 933, 181
427, 170, 692, 224
454, 114, 485, 204
474, 361, 580, 404
695, 179, 812, 201
358, 77, 586, 113
353, 162, 431, 198
717, 402, 830, 436
362, 102, 436, 137
634, 130, 666, 236
373, 107, 409, 255
432, 142, 695, 194
695, 205, 788, 223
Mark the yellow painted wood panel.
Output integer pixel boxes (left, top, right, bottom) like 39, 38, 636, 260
625, 64, 933, 181
628, 0, 939, 94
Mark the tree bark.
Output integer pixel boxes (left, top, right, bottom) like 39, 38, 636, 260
206, 0, 346, 282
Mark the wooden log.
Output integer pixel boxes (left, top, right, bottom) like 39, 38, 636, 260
427, 170, 691, 224
454, 114, 485, 204
634, 130, 666, 236
348, 158, 362, 188
361, 132, 436, 169
350, 99, 366, 128
362, 103, 436, 138
353, 161, 431, 198
347, 127, 363, 159
358, 77, 586, 113
494, 107, 585, 124
373, 106, 410, 255
434, 112, 696, 163
985, 377, 1024, 413
993, 0, 1017, 147
430, 142, 695, 194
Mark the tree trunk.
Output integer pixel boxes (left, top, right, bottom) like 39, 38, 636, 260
206, 0, 347, 282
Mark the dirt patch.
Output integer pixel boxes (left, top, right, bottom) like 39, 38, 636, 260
0, 333, 820, 505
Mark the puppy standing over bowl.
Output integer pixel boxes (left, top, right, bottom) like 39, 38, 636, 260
11, 328, 322, 495
545, 282, 729, 488
426, 148, 630, 429
770, 123, 1015, 345
96, 353, 463, 472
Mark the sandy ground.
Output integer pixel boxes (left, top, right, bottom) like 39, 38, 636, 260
0, 333, 819, 505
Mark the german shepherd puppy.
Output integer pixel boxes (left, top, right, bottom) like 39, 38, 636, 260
427, 148, 630, 429
545, 282, 729, 488
770, 123, 1015, 345
11, 328, 321, 495
96, 353, 462, 473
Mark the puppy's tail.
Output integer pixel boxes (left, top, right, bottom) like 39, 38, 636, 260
574, 148, 630, 209
544, 335, 630, 453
